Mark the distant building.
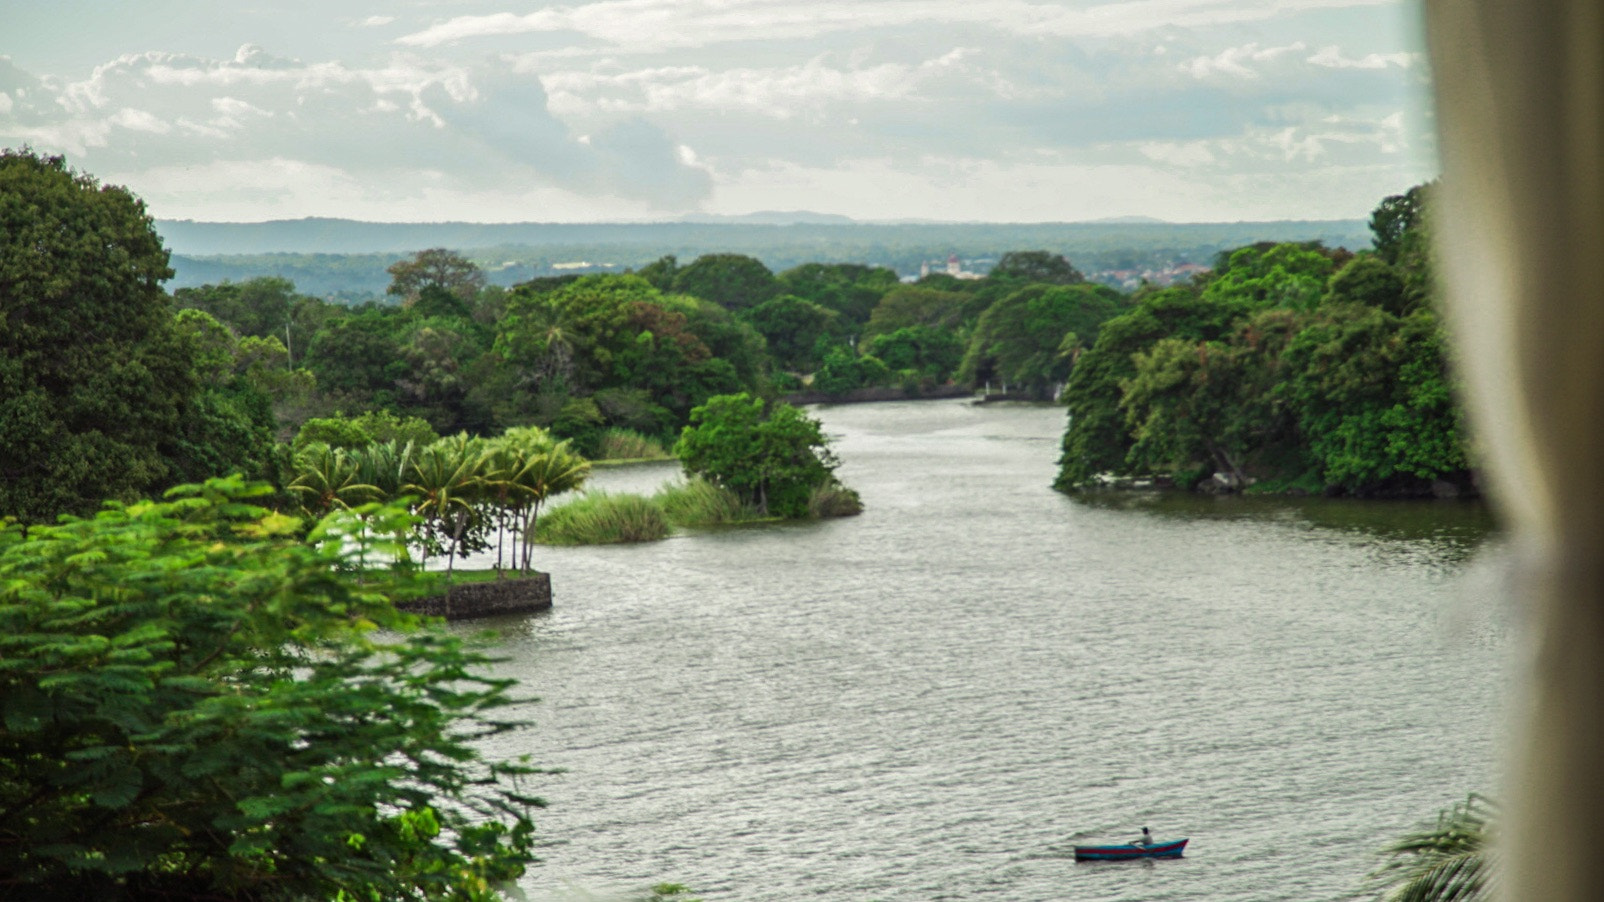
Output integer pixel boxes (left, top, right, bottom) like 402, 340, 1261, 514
910, 254, 983, 281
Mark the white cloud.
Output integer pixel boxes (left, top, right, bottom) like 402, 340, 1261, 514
0, 46, 713, 212
108, 107, 170, 133
398, 0, 1395, 52
540, 49, 994, 119
1180, 42, 1307, 79
1307, 44, 1416, 69
2, 0, 1432, 222
1139, 140, 1218, 167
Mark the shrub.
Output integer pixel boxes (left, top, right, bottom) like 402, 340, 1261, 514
807, 481, 865, 518
532, 492, 670, 545
596, 428, 670, 461
656, 479, 754, 528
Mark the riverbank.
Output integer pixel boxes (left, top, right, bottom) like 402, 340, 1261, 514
505, 399, 1503, 901
781, 384, 973, 405
1082, 468, 1482, 500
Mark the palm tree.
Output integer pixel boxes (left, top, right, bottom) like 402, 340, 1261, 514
1367, 794, 1496, 902
510, 440, 590, 573
348, 438, 415, 569
288, 443, 380, 517
353, 438, 413, 502
402, 434, 488, 601
478, 444, 530, 573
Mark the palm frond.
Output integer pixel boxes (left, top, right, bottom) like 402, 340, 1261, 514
1367, 794, 1497, 902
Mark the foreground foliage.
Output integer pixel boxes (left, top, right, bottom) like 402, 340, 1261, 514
1367, 794, 1495, 902
0, 478, 540, 899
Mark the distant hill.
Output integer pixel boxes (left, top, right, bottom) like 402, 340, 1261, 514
677, 211, 857, 225
158, 218, 1373, 299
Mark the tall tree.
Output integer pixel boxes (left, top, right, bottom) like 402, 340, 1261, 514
387, 248, 486, 304
0, 150, 194, 521
670, 253, 780, 311
958, 283, 1125, 398
743, 294, 838, 371
989, 250, 1086, 285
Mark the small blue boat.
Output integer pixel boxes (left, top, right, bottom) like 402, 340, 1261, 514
1073, 838, 1188, 861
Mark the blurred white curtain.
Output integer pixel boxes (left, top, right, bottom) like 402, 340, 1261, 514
1426, 2, 1604, 898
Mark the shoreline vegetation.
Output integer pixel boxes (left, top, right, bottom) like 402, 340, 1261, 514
1054, 183, 1473, 501
0, 147, 1477, 896
3, 146, 1465, 522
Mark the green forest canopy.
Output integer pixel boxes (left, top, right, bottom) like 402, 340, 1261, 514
0, 147, 1458, 522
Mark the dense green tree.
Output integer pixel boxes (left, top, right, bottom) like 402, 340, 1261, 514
166, 310, 278, 485
958, 283, 1125, 398
0, 150, 200, 521
811, 347, 891, 396
295, 410, 441, 450
497, 275, 766, 445
387, 248, 486, 304
1054, 181, 1468, 497
1370, 183, 1432, 267
863, 325, 964, 382
173, 276, 304, 340
1282, 306, 1467, 491
670, 253, 780, 311
303, 310, 410, 409
863, 285, 968, 339
636, 254, 679, 291
988, 250, 1086, 285
776, 262, 900, 331
743, 294, 838, 371
0, 479, 537, 899
1325, 254, 1409, 314
1201, 242, 1339, 309
1055, 288, 1248, 489
412, 283, 477, 321
674, 393, 843, 518
1118, 309, 1303, 487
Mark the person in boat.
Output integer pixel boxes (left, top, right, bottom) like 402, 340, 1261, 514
1136, 827, 1154, 847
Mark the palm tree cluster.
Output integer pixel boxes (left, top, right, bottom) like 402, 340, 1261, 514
286, 426, 590, 580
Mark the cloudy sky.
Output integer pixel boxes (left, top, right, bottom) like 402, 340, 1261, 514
1, 0, 1433, 223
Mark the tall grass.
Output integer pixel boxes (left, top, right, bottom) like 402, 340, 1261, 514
807, 481, 864, 518
532, 492, 670, 545
596, 428, 670, 461
657, 479, 753, 528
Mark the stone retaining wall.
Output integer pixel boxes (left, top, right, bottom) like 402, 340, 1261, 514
398, 573, 552, 620
782, 385, 973, 405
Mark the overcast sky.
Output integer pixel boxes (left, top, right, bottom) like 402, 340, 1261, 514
1, 0, 1434, 223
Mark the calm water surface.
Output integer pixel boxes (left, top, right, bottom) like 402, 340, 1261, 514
462, 400, 1506, 901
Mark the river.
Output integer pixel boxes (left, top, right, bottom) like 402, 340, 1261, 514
461, 399, 1506, 901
